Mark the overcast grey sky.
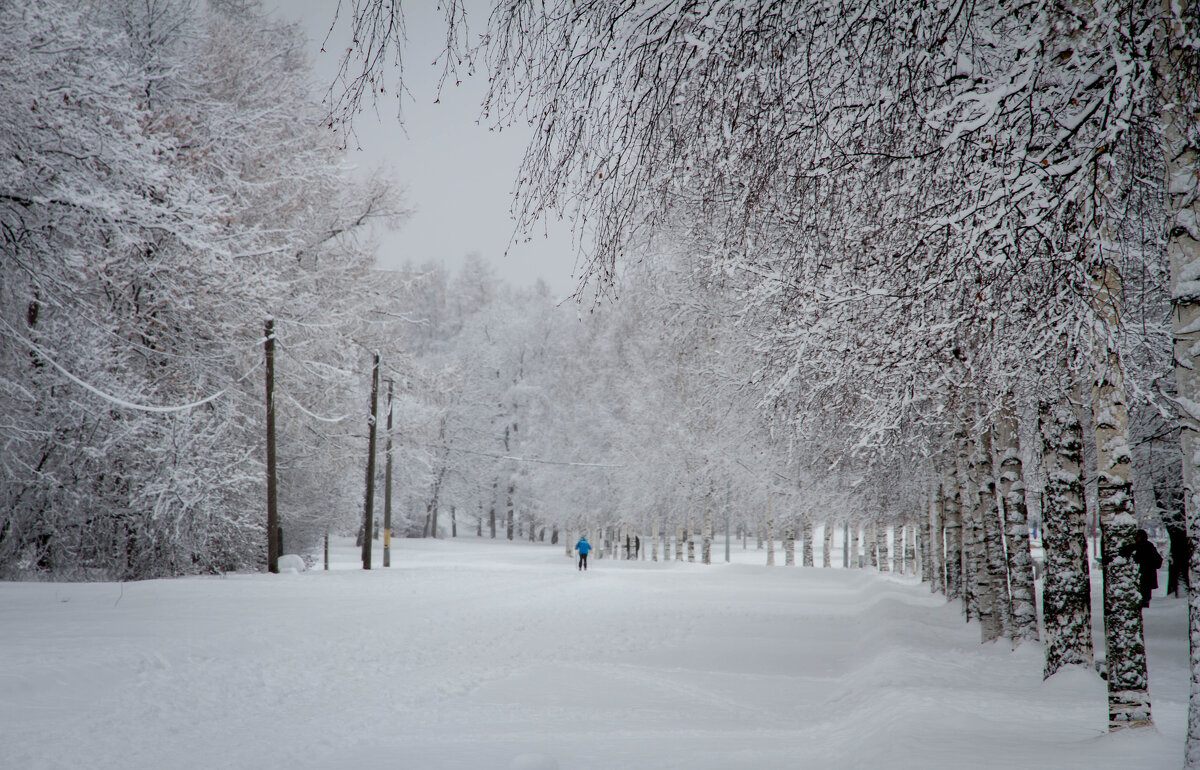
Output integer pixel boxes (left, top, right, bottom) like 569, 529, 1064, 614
276, 1, 579, 298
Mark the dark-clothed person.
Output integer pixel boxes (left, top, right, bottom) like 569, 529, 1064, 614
1119, 529, 1163, 608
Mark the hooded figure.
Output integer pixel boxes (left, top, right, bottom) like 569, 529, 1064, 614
575, 536, 591, 571
1119, 530, 1163, 608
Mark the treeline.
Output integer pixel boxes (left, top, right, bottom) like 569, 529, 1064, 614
0, 0, 398, 578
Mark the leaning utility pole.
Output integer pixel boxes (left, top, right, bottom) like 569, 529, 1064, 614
361, 351, 380, 570
383, 378, 394, 568
264, 318, 279, 574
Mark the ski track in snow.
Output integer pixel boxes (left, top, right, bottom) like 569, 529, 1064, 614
0, 537, 1185, 770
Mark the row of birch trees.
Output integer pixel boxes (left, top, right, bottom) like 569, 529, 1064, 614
336, 0, 1200, 755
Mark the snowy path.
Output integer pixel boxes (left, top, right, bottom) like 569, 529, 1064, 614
0, 537, 1185, 769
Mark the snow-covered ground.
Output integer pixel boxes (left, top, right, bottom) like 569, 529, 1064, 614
0, 537, 1185, 769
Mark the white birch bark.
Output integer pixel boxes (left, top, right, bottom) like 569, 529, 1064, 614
843, 521, 850, 568
893, 523, 904, 574
905, 520, 917, 577
802, 518, 814, 567
849, 522, 860, 568
944, 473, 964, 601
675, 523, 683, 561
702, 505, 712, 565
784, 521, 796, 566
823, 521, 834, 568
1164, 1, 1200, 753
651, 518, 658, 562
868, 522, 878, 568
959, 433, 983, 622
875, 522, 889, 572
931, 482, 946, 594
976, 426, 1008, 644
1040, 395, 1095, 678
997, 406, 1039, 642
1091, 262, 1151, 728
766, 518, 776, 566
687, 515, 695, 562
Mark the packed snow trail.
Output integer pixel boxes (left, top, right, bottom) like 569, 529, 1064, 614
0, 538, 1185, 769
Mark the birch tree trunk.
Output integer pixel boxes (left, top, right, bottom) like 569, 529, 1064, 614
868, 522, 878, 568
932, 483, 945, 593
905, 520, 916, 576
651, 518, 659, 562
843, 521, 850, 568
1040, 395, 1095, 678
702, 505, 712, 565
767, 518, 775, 566
893, 523, 904, 574
785, 522, 796, 566
875, 523, 889, 572
802, 518, 814, 567
823, 521, 834, 568
944, 474, 964, 601
849, 522, 860, 568
1091, 262, 1151, 729
977, 427, 1009, 644
1164, 1, 1200, 747
922, 494, 935, 584
960, 434, 983, 622
675, 523, 683, 561
687, 515, 695, 562
997, 406, 1039, 642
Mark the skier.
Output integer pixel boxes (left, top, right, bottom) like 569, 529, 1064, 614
575, 536, 591, 571
1119, 529, 1163, 608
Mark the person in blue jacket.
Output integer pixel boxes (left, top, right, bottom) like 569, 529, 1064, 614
575, 536, 591, 571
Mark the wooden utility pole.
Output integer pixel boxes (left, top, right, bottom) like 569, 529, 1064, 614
264, 318, 279, 574
383, 378, 394, 568
361, 351, 380, 570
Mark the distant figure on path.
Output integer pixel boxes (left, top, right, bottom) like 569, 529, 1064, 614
576, 536, 591, 571
1119, 529, 1163, 608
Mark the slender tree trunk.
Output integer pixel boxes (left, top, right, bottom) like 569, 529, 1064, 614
843, 521, 850, 568
784, 521, 796, 566
1040, 395, 1094, 678
905, 520, 916, 576
868, 522, 878, 568
1090, 259, 1151, 729
802, 518, 814, 567
687, 515, 695, 562
944, 473, 963, 601
849, 521, 860, 568
959, 433, 983, 622
652, 517, 659, 562
997, 405, 1038, 642
875, 523, 889, 572
976, 426, 1009, 643
702, 504, 712, 565
893, 523, 904, 574
824, 521, 834, 568
488, 481, 497, 539
675, 523, 683, 561
505, 484, 514, 541
931, 481, 945, 593
767, 518, 775, 566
